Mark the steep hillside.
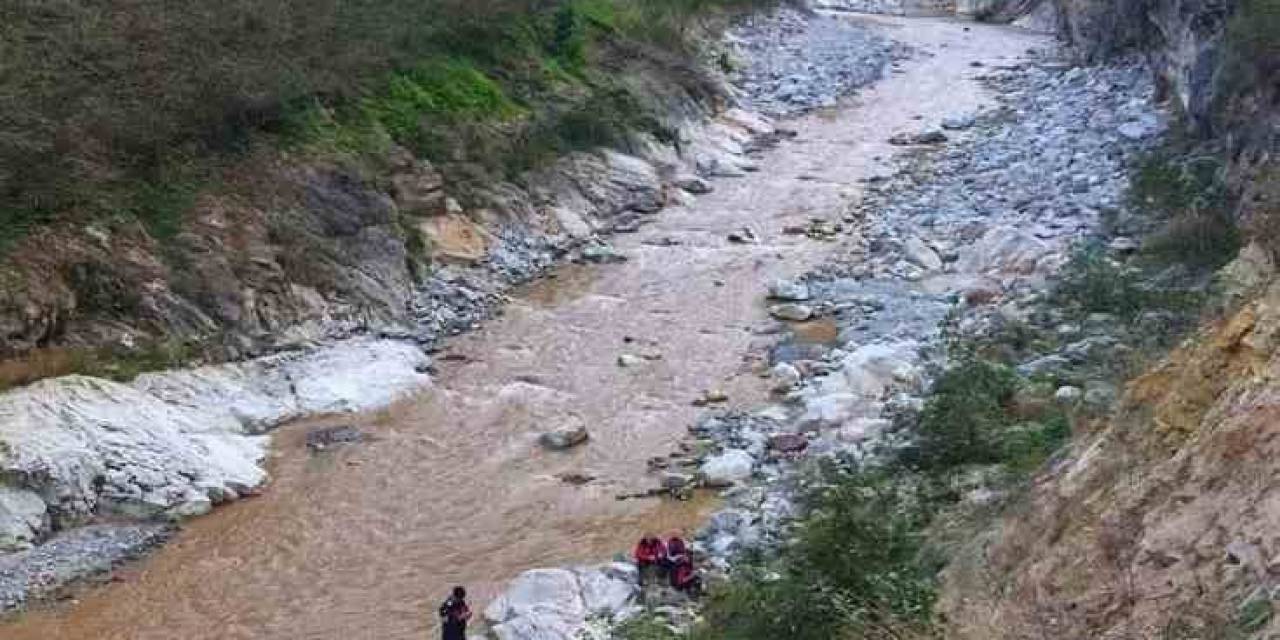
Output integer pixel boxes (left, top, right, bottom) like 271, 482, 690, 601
0, 0, 773, 387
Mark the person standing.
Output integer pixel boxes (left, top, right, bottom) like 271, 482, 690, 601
438, 586, 472, 640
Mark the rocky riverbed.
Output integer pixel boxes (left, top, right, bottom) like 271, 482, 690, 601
480, 38, 1169, 640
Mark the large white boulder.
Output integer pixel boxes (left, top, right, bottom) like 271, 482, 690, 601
486, 565, 638, 640
0, 338, 431, 539
837, 342, 922, 398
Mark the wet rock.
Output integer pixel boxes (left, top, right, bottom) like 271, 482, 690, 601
692, 390, 730, 407
769, 303, 814, 321
580, 243, 627, 264
661, 473, 694, 490
767, 279, 811, 302
700, 449, 755, 488
540, 425, 591, 450
617, 354, 646, 368
675, 175, 713, 195
0, 524, 173, 611
1109, 236, 1139, 254
727, 227, 760, 244
305, 425, 366, 451
557, 472, 596, 486
888, 130, 948, 145
942, 113, 978, 130
767, 433, 808, 454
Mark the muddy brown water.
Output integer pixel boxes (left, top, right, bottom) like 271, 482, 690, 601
5, 16, 1045, 640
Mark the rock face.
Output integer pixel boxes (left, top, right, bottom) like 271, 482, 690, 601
485, 565, 638, 640
0, 339, 429, 548
940, 283, 1280, 638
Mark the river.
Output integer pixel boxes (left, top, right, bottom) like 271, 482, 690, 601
2, 15, 1044, 640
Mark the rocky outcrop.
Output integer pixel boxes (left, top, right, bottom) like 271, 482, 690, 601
484, 564, 639, 640
0, 339, 430, 550
940, 279, 1280, 638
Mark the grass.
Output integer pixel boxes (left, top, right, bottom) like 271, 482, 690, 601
0, 0, 780, 255
0, 340, 203, 393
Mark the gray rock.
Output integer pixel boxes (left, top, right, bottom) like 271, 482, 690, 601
700, 449, 755, 488
888, 130, 948, 145
305, 425, 365, 451
767, 279, 811, 301
539, 424, 591, 450
903, 235, 943, 271
580, 244, 627, 264
769, 303, 814, 321
1054, 386, 1084, 405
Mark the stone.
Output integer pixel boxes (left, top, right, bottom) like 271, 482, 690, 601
539, 424, 590, 450
1017, 354, 1072, 378
767, 279, 811, 301
941, 113, 977, 130
1108, 236, 1139, 253
557, 472, 596, 486
305, 425, 365, 451
574, 564, 639, 616
580, 244, 627, 264
956, 226, 1050, 276
674, 175, 713, 195
770, 362, 802, 391
1083, 381, 1118, 408
616, 354, 645, 368
700, 449, 755, 488
767, 433, 808, 453
769, 303, 814, 321
0, 486, 48, 552
661, 473, 693, 490
903, 235, 943, 271
692, 390, 729, 406
888, 130, 948, 145
1054, 386, 1084, 405
727, 228, 759, 244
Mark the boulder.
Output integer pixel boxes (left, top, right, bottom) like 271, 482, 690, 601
956, 225, 1050, 276
539, 425, 590, 451
770, 362, 802, 392
700, 449, 755, 487
674, 175, 713, 195
305, 425, 365, 451
767, 279, 811, 302
769, 303, 814, 321
888, 130, 948, 145
485, 568, 585, 626
575, 564, 638, 615
768, 433, 808, 454
903, 235, 943, 271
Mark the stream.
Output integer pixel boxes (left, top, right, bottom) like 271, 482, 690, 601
3, 15, 1046, 640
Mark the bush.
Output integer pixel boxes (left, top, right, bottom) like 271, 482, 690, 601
1224, 0, 1280, 94
694, 468, 940, 640
1131, 154, 1239, 270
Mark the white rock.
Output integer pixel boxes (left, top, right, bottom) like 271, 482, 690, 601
837, 342, 922, 398
574, 564, 638, 615
0, 486, 48, 551
485, 568, 586, 625
1054, 386, 1084, 405
770, 363, 802, 392
766, 279, 811, 301
768, 303, 814, 321
903, 235, 943, 271
0, 339, 430, 526
956, 225, 1050, 276
700, 449, 755, 488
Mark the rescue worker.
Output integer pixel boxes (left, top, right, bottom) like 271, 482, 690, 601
632, 534, 667, 586
438, 586, 472, 640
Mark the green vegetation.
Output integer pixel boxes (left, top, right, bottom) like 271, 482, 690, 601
1224, 0, 1280, 95
692, 344, 1071, 639
692, 467, 940, 640
1052, 244, 1202, 322
0, 0, 779, 254
616, 614, 683, 640
1131, 153, 1238, 270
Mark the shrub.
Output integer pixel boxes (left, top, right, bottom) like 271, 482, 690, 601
915, 357, 1019, 469
1224, 0, 1280, 94
1131, 154, 1239, 270
694, 468, 940, 640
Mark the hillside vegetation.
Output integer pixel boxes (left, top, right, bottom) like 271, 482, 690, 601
0, 0, 772, 250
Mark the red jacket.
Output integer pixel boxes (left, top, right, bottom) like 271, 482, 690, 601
666, 536, 689, 561
633, 537, 667, 565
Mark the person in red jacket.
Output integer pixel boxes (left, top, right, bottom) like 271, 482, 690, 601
670, 554, 702, 596
633, 535, 667, 586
